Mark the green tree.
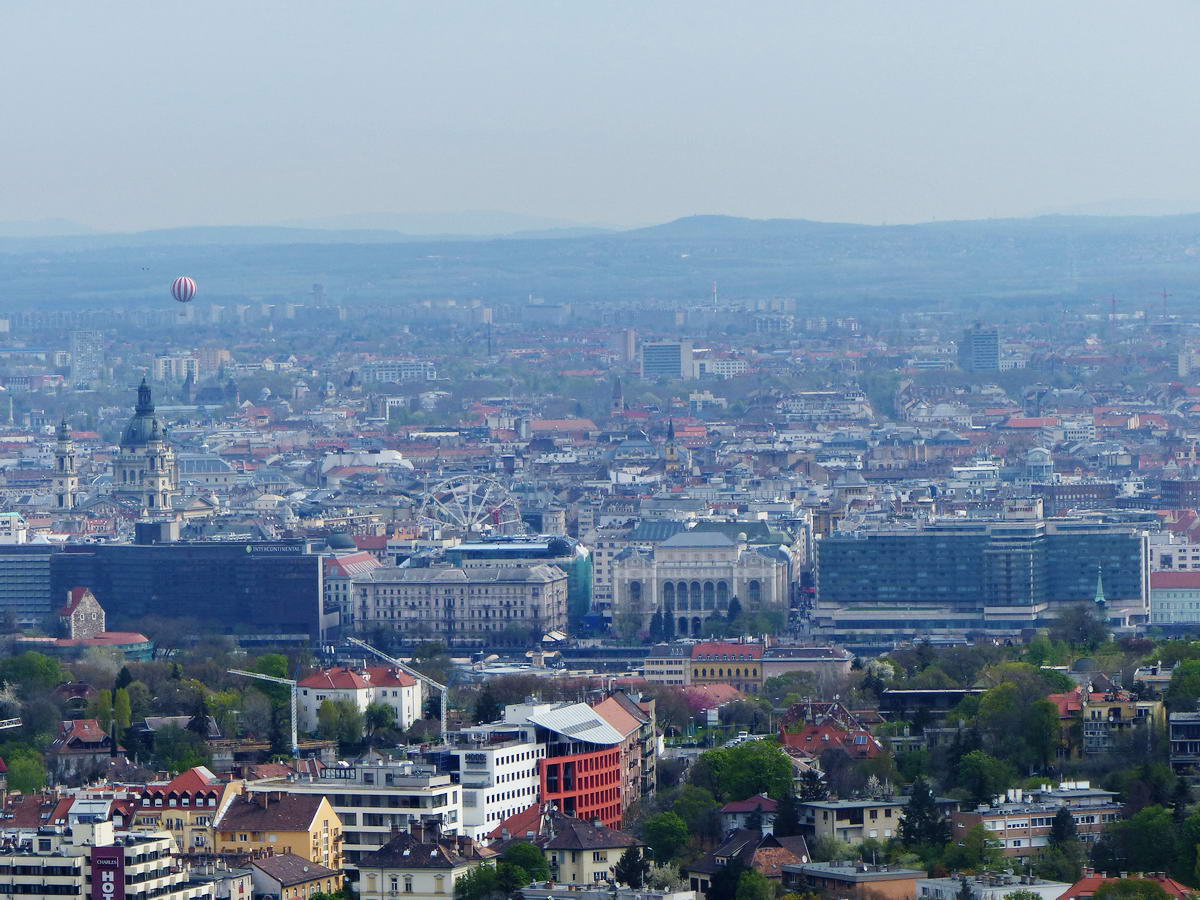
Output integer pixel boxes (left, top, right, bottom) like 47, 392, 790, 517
647, 863, 687, 891
810, 836, 854, 863
495, 861, 530, 894
454, 864, 500, 900
958, 750, 1015, 805
695, 740, 794, 802
1171, 779, 1192, 823
674, 785, 722, 840
774, 791, 802, 838
365, 703, 397, 742
317, 699, 342, 740
944, 823, 1002, 871
1050, 806, 1077, 845
501, 843, 549, 882
707, 859, 746, 900
113, 688, 132, 732
0, 652, 65, 694
643, 812, 689, 862
726, 597, 742, 624
1049, 603, 1108, 650
1100, 806, 1176, 876
125, 681, 152, 721
474, 683, 504, 724
797, 769, 829, 802
614, 847, 651, 888
90, 689, 114, 732
898, 749, 932, 781
763, 671, 819, 706
1003, 890, 1043, 900
1025, 700, 1062, 769
898, 777, 950, 849
7, 753, 45, 794
187, 693, 211, 738
335, 699, 364, 745
734, 870, 773, 900
153, 724, 211, 772
1168, 660, 1200, 712
1034, 845, 1082, 883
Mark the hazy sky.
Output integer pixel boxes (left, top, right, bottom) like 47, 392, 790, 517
3, 2, 1199, 231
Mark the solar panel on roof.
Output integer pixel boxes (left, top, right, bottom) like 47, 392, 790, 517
562, 719, 603, 735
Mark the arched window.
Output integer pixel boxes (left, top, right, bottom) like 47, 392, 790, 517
748, 580, 762, 606
690, 581, 702, 607
663, 582, 675, 610
630, 581, 642, 606
703, 582, 715, 610
678, 616, 688, 635
717, 581, 729, 608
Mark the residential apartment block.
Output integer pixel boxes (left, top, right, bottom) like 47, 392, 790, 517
951, 783, 1121, 858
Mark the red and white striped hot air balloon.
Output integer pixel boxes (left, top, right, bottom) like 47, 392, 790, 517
171, 276, 197, 303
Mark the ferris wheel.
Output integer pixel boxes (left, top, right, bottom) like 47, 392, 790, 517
417, 474, 523, 535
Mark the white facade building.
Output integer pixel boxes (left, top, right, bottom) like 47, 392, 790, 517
1150, 571, 1200, 625
363, 360, 437, 384
1148, 532, 1200, 571
296, 666, 422, 733
448, 724, 546, 840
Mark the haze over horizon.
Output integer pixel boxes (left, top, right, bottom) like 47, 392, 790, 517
5, 2, 1200, 233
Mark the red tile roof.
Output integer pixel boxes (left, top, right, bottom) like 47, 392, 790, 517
1047, 686, 1086, 718
1060, 874, 1194, 900
1151, 572, 1200, 589
324, 552, 382, 578
297, 666, 416, 690
780, 721, 883, 758
58, 586, 93, 616
721, 794, 778, 814
691, 642, 764, 661
592, 696, 641, 739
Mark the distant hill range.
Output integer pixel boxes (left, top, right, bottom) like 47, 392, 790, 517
3, 212, 1200, 308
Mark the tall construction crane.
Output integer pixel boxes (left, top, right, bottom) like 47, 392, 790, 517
345, 637, 448, 737
228, 668, 299, 758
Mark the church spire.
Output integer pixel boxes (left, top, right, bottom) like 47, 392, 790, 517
136, 377, 154, 414
1093, 565, 1107, 608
